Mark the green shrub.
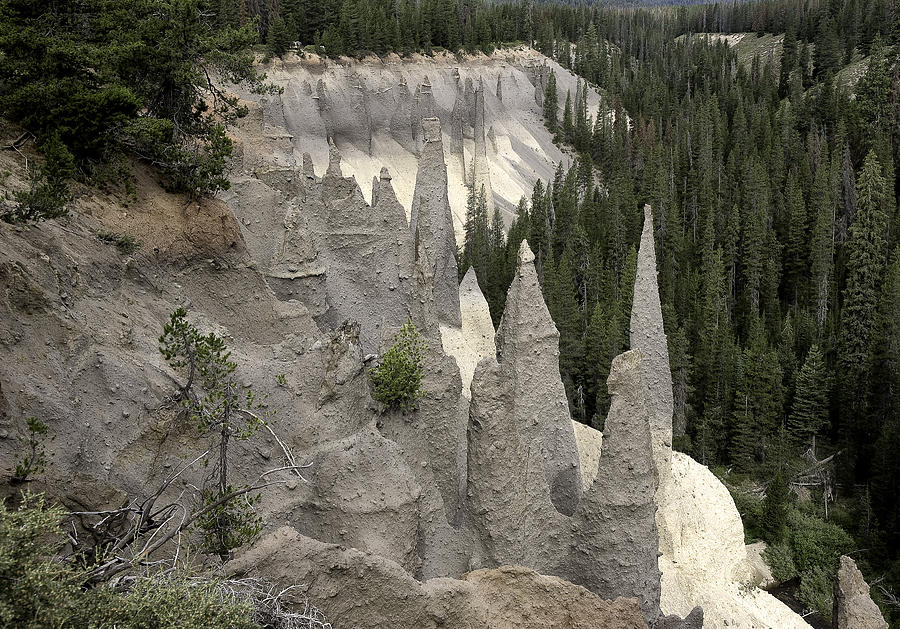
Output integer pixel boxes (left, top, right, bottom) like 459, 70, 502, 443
370, 320, 425, 412
2, 135, 74, 224
787, 509, 854, 574
765, 542, 798, 583
0, 493, 261, 628
0, 493, 84, 627
725, 484, 764, 543
97, 230, 140, 254
0, 2, 275, 198
798, 565, 835, 621
11, 417, 50, 483
96, 575, 258, 629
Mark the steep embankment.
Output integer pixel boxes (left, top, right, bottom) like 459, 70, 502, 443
232, 48, 601, 237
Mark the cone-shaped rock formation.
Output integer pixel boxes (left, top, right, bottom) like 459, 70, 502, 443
630, 204, 673, 486
493, 241, 582, 516
835, 556, 889, 629
410, 117, 461, 327
571, 349, 661, 623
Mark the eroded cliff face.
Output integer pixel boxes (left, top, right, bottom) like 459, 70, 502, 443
232, 48, 603, 239
0, 51, 812, 629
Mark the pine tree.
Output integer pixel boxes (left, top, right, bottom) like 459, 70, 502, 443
783, 172, 808, 307
585, 297, 621, 429
266, 16, 292, 58
543, 71, 558, 133
486, 205, 507, 323
730, 316, 784, 472
779, 25, 798, 98
562, 89, 573, 141
740, 155, 769, 316
840, 151, 888, 404
547, 249, 585, 420
813, 15, 842, 79
762, 470, 790, 543
618, 245, 637, 343
809, 161, 835, 331
788, 344, 829, 454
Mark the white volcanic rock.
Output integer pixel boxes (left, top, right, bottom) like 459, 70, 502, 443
440, 268, 496, 399
239, 49, 604, 240
658, 452, 813, 629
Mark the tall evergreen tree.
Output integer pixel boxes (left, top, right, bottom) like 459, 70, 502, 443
544, 71, 558, 134
840, 152, 888, 410
788, 344, 830, 454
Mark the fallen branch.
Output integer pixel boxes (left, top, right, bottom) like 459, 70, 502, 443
69, 453, 309, 584
238, 408, 311, 481
1, 131, 31, 150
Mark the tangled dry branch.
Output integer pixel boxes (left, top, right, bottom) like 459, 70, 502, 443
67, 451, 308, 584
217, 577, 333, 629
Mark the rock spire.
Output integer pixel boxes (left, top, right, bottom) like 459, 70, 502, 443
410, 117, 461, 327
835, 555, 889, 629
493, 240, 581, 515
571, 349, 661, 623
630, 204, 673, 486
473, 79, 495, 217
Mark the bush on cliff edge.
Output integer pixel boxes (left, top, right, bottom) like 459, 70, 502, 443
370, 320, 425, 413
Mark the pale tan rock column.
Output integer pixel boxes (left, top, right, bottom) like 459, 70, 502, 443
835, 555, 889, 629
629, 204, 673, 488
571, 349, 661, 624
410, 118, 461, 327
494, 241, 582, 516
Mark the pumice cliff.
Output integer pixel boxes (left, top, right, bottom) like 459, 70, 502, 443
238, 48, 605, 239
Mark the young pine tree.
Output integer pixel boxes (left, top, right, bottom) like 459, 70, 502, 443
543, 71, 558, 133
788, 344, 830, 455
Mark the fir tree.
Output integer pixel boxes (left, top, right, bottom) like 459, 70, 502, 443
562, 89, 573, 141
543, 71, 558, 133
762, 470, 790, 543
840, 152, 888, 406
788, 344, 830, 454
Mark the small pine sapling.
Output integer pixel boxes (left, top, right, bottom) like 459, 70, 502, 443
370, 320, 426, 413
11, 417, 51, 483
159, 308, 272, 558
